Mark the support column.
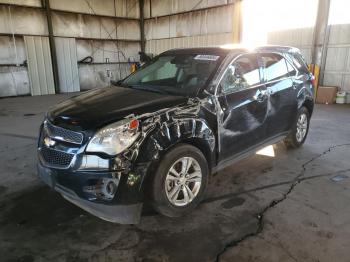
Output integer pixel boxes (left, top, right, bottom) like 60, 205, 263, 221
139, 0, 146, 53
43, 0, 59, 93
311, 0, 331, 85
232, 0, 242, 43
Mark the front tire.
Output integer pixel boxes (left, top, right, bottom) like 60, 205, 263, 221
284, 106, 310, 149
148, 144, 209, 217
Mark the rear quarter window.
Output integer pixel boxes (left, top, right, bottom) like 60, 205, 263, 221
260, 53, 289, 82
289, 53, 310, 75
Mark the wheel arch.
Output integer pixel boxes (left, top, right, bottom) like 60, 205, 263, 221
177, 138, 215, 171
302, 98, 314, 116
136, 117, 217, 175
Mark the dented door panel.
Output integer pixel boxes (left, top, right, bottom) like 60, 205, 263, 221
217, 86, 269, 161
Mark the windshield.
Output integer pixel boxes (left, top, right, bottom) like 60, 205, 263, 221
120, 54, 222, 96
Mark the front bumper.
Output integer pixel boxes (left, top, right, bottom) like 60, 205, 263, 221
57, 184, 142, 224
37, 161, 144, 224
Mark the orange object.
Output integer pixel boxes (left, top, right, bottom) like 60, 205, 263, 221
128, 119, 139, 130
130, 63, 137, 73
308, 64, 320, 100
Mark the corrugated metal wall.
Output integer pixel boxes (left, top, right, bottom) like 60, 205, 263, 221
323, 24, 350, 92
0, 0, 141, 97
0, 5, 48, 35
144, 0, 235, 55
0, 0, 41, 6
144, 0, 234, 17
50, 0, 140, 18
0, 36, 30, 97
24, 36, 55, 96
5, 0, 349, 96
265, 0, 350, 92
267, 28, 314, 63
146, 33, 233, 54
0, 0, 237, 96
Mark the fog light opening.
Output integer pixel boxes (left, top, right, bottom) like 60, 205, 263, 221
83, 178, 119, 201
106, 181, 117, 196
101, 178, 119, 200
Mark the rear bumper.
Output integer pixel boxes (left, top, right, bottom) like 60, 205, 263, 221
37, 161, 144, 224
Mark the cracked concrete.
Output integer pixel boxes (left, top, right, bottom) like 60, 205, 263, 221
0, 95, 350, 262
216, 143, 350, 262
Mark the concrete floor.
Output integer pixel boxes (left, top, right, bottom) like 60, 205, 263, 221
0, 94, 349, 262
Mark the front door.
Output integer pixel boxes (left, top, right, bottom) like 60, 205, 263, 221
216, 54, 269, 162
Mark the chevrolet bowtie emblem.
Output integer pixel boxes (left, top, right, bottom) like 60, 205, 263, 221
44, 137, 56, 147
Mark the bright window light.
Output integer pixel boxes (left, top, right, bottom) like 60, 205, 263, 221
241, 0, 318, 46
328, 0, 350, 25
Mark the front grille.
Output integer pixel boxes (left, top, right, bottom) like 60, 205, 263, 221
45, 121, 83, 144
40, 145, 74, 168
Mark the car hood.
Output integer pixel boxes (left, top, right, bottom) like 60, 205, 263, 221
47, 86, 188, 130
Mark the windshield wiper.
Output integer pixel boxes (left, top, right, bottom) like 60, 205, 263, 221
129, 85, 166, 95
111, 80, 133, 89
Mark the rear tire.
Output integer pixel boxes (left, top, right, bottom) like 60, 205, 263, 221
148, 144, 209, 217
284, 106, 310, 149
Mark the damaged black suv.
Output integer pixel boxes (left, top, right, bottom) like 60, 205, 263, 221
38, 46, 314, 224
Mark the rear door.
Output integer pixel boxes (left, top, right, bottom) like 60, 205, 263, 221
217, 53, 269, 161
259, 53, 298, 136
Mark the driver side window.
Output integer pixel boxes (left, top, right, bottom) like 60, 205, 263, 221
220, 54, 260, 94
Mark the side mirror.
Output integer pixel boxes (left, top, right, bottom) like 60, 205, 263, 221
202, 88, 212, 96
205, 84, 217, 95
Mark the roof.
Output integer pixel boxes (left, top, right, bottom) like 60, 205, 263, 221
161, 47, 247, 56
254, 45, 301, 54
160, 45, 301, 56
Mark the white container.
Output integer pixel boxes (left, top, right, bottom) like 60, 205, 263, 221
336, 91, 346, 104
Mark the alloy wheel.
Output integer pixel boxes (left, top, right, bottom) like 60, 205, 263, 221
296, 113, 308, 142
164, 157, 202, 207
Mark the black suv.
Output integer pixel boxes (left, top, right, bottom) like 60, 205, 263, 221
38, 46, 314, 224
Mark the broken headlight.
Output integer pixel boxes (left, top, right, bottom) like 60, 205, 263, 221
86, 119, 140, 156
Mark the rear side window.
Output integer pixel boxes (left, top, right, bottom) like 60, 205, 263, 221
286, 59, 297, 77
290, 53, 310, 75
220, 54, 260, 94
260, 53, 289, 82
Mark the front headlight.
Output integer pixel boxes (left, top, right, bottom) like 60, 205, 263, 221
86, 119, 140, 156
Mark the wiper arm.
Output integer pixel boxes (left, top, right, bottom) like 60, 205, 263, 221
111, 80, 122, 86
113, 82, 167, 95
130, 85, 165, 94
111, 80, 133, 89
